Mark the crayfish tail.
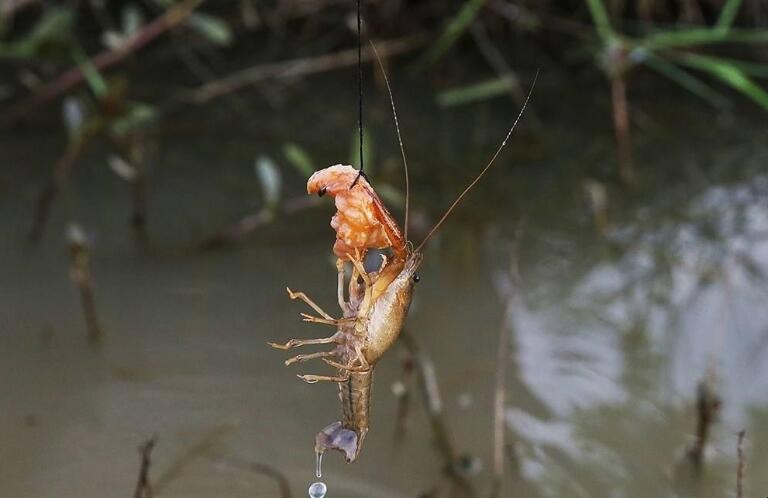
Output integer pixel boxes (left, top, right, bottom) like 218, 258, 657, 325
315, 421, 367, 463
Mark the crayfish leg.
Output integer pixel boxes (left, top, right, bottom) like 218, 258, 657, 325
348, 250, 371, 287
298, 373, 350, 384
300, 313, 354, 326
285, 350, 338, 366
336, 259, 350, 314
267, 332, 341, 350
286, 287, 335, 320
322, 358, 368, 372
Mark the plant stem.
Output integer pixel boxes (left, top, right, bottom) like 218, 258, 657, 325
736, 430, 746, 498
585, 0, 616, 42
610, 73, 634, 185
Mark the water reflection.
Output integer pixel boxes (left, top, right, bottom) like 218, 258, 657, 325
498, 160, 768, 496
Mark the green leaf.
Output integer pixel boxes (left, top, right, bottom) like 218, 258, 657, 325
186, 13, 233, 46
671, 54, 768, 78
716, 0, 743, 29
421, 0, 486, 65
642, 54, 727, 108
436, 77, 516, 107
122, 4, 145, 37
255, 156, 282, 209
283, 143, 315, 177
585, 0, 616, 42
642, 28, 768, 51
110, 103, 157, 136
71, 45, 108, 98
7, 6, 75, 58
676, 52, 768, 112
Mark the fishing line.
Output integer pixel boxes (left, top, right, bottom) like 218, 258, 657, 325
351, 0, 365, 188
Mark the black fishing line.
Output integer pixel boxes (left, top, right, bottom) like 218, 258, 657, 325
351, 0, 366, 188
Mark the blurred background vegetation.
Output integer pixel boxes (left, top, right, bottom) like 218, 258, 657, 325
3, 0, 768, 191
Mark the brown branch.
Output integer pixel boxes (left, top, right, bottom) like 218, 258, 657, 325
469, 21, 523, 104
491, 231, 524, 498
133, 437, 157, 498
179, 35, 426, 106
67, 225, 104, 347
610, 72, 634, 186
29, 136, 88, 243
152, 424, 232, 494
198, 195, 321, 250
486, 0, 593, 38
110, 133, 150, 245
130, 139, 148, 244
490, 320, 509, 498
393, 350, 416, 444
1, 0, 38, 16
214, 456, 292, 498
2, 0, 205, 126
686, 373, 721, 469
400, 331, 475, 497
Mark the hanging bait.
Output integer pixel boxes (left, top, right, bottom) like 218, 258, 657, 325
270, 64, 537, 463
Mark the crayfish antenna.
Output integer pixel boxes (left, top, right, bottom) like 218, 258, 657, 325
370, 40, 411, 242
415, 69, 539, 253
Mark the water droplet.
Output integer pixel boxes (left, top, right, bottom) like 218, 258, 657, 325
308, 481, 327, 498
315, 450, 323, 478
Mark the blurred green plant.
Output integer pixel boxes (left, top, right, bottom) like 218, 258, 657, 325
185, 12, 233, 46
0, 6, 75, 59
585, 0, 768, 183
28, 63, 157, 242
283, 142, 316, 177
421, 0, 486, 65
255, 155, 282, 216
436, 76, 517, 107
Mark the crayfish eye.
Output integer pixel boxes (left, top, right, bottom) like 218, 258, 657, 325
318, 186, 328, 197
413, 275, 421, 283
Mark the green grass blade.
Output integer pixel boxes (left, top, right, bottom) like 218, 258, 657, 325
677, 52, 768, 112
421, 0, 486, 65
186, 13, 233, 46
436, 77, 516, 107
110, 103, 157, 136
6, 6, 75, 58
669, 53, 768, 78
585, 0, 616, 41
71, 45, 108, 98
283, 142, 315, 177
643, 28, 768, 50
716, 0, 743, 29
642, 54, 727, 108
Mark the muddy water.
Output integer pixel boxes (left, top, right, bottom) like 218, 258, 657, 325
1, 72, 767, 497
